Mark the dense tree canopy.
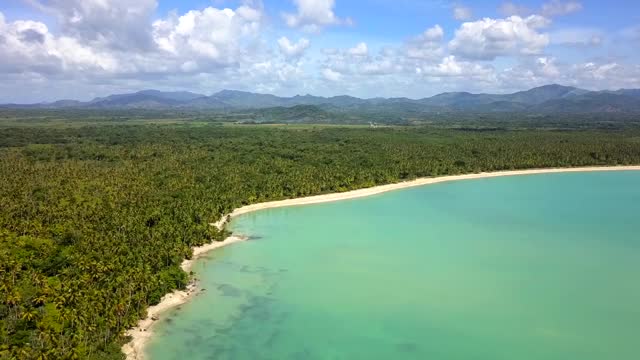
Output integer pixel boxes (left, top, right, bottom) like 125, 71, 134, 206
1, 122, 640, 359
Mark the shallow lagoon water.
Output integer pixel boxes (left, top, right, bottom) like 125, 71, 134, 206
147, 171, 640, 360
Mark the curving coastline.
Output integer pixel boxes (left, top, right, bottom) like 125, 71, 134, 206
121, 235, 247, 360
213, 165, 640, 228
123, 165, 640, 360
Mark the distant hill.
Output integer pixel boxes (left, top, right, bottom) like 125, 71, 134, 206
87, 90, 206, 108
534, 92, 640, 113
506, 84, 590, 104
49, 100, 85, 107
208, 90, 287, 108
420, 92, 503, 108
2, 85, 639, 114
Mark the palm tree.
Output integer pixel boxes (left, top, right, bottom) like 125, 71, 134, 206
21, 307, 39, 323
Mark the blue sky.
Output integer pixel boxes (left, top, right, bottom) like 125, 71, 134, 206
1, 0, 639, 102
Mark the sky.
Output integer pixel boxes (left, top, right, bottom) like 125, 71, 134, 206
1, 0, 639, 102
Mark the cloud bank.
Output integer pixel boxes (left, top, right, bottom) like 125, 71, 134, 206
0, 0, 638, 102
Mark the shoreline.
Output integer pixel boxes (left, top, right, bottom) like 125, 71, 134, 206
213, 165, 640, 229
123, 165, 640, 360
121, 235, 246, 360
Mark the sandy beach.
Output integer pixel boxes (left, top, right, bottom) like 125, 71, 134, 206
213, 165, 640, 229
123, 165, 640, 360
121, 235, 246, 360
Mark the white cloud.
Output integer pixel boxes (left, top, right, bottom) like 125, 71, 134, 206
0, 3, 266, 78
348, 42, 368, 56
360, 59, 397, 75
418, 55, 495, 78
244, 60, 307, 87
500, 1, 582, 18
449, 15, 551, 60
322, 68, 342, 81
0, 3, 301, 102
421, 24, 445, 42
320, 44, 403, 79
406, 25, 444, 60
550, 28, 603, 46
277, 36, 310, 58
534, 56, 560, 77
499, 62, 553, 89
152, 6, 263, 64
453, 5, 473, 21
27, 0, 157, 50
541, 0, 583, 17
282, 0, 350, 33
572, 62, 625, 82
0, 1, 638, 102
0, 13, 118, 75
499, 58, 640, 91
499, 2, 531, 16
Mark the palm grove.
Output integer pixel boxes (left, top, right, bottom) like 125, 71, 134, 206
2, 122, 640, 359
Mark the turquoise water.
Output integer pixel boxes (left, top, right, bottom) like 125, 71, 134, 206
146, 171, 640, 360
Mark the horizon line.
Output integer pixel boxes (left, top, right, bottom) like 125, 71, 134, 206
3, 83, 639, 105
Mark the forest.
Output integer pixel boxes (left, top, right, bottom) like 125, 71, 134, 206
2, 117, 640, 359
2, 108, 640, 129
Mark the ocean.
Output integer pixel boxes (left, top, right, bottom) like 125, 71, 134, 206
146, 171, 640, 360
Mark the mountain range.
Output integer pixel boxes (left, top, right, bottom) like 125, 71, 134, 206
3, 85, 640, 113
